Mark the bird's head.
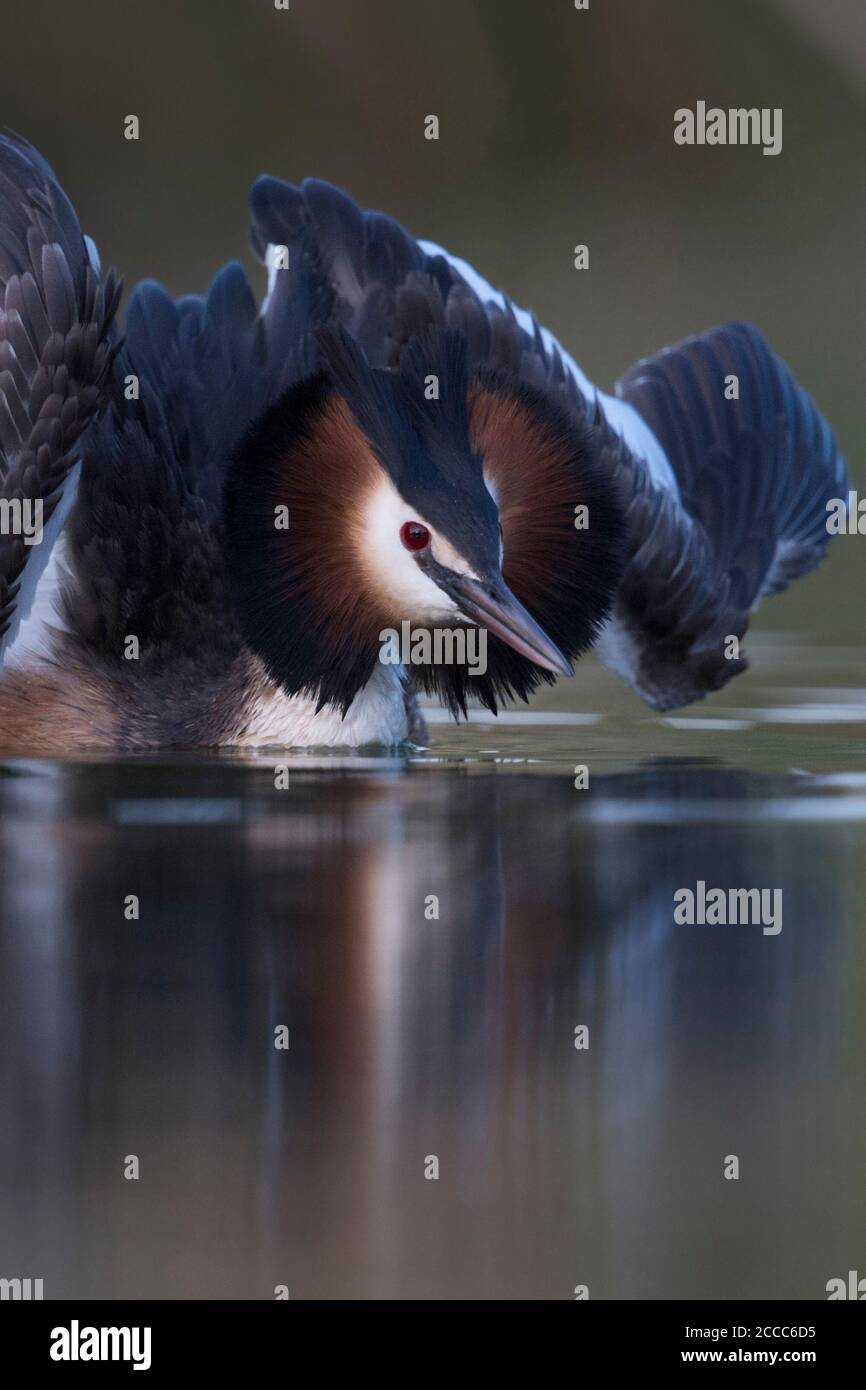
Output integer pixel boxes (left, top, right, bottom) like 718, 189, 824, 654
224, 326, 626, 718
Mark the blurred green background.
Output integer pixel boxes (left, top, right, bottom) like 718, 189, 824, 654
5, 0, 863, 641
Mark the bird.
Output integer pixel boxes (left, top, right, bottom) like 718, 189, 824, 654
0, 134, 848, 752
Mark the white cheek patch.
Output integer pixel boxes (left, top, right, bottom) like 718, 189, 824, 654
360, 475, 479, 621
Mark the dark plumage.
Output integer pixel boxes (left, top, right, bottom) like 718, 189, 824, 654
0, 135, 120, 659
0, 139, 850, 751
613, 321, 847, 707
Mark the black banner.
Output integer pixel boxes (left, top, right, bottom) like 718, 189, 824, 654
1, 1299, 862, 1375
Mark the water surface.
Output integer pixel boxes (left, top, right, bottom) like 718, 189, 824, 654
1, 637, 865, 1299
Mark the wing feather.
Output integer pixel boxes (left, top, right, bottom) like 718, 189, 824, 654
0, 135, 119, 665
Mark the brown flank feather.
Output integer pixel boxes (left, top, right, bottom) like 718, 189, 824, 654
0, 664, 121, 753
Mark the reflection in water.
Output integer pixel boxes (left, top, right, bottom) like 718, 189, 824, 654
0, 757, 864, 1299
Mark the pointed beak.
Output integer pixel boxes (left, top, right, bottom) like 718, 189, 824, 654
445, 574, 573, 677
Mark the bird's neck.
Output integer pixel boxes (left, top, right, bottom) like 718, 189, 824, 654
232, 653, 409, 748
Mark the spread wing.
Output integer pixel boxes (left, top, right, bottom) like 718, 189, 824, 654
248, 176, 848, 710
0, 135, 119, 664
63, 261, 318, 672
611, 322, 848, 706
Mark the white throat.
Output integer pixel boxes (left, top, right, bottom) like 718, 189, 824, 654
233, 659, 409, 748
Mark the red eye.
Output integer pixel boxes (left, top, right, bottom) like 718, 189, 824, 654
400, 521, 430, 552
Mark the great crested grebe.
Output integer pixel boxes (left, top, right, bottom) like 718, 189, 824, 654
0, 136, 847, 751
